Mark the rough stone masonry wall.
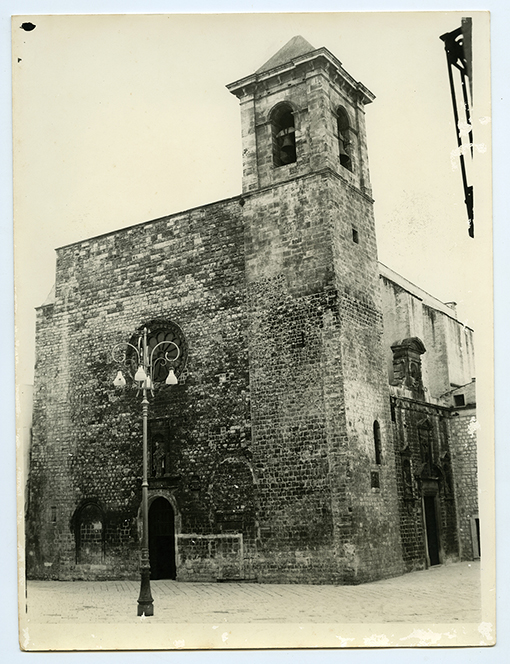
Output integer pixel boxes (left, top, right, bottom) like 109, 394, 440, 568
27, 196, 254, 580
448, 407, 479, 560
242, 175, 341, 583
328, 176, 403, 583
27, 302, 77, 578
379, 277, 451, 399
241, 168, 404, 583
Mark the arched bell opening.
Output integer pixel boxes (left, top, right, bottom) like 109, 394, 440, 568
336, 106, 353, 171
271, 103, 297, 167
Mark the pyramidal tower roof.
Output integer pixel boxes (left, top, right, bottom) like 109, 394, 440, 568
227, 35, 375, 106
256, 35, 316, 73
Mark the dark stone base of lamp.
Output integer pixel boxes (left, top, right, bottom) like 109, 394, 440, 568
137, 568, 154, 616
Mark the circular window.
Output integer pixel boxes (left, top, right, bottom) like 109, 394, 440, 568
128, 321, 187, 383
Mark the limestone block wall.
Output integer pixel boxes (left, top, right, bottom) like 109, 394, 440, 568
444, 317, 476, 389
328, 179, 403, 582
28, 302, 77, 578
242, 173, 339, 582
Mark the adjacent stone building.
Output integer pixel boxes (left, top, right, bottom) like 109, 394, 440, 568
26, 36, 478, 584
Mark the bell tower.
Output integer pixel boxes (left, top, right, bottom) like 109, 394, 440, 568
228, 37, 403, 583
227, 35, 375, 197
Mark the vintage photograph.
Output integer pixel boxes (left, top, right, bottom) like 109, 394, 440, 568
13, 11, 494, 650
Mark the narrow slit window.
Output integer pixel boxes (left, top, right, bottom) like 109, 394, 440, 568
352, 228, 359, 244
373, 420, 382, 465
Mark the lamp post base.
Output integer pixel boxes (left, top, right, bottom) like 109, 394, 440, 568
137, 568, 154, 616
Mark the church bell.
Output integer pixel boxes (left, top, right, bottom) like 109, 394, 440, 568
339, 141, 352, 170
277, 128, 296, 165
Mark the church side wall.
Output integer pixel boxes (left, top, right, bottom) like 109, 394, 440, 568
444, 317, 476, 388
380, 276, 475, 399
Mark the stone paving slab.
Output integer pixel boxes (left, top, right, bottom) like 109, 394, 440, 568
23, 561, 482, 625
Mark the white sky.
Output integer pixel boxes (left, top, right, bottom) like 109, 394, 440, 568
12, 11, 492, 386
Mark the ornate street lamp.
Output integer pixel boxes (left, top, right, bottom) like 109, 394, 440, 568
112, 326, 180, 617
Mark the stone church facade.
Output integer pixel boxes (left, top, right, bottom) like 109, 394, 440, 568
26, 36, 479, 584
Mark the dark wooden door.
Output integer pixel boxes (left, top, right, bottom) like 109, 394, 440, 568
424, 495, 440, 566
149, 497, 176, 579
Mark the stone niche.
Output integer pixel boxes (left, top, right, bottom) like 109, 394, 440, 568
391, 337, 426, 399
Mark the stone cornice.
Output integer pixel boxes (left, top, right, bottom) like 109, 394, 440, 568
227, 47, 375, 106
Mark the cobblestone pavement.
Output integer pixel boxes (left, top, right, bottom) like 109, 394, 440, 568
23, 561, 482, 625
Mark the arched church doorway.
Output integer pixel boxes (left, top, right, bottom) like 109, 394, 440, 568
148, 497, 176, 580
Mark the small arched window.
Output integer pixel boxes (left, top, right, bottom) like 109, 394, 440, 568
336, 107, 353, 171
271, 104, 296, 167
373, 420, 382, 465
